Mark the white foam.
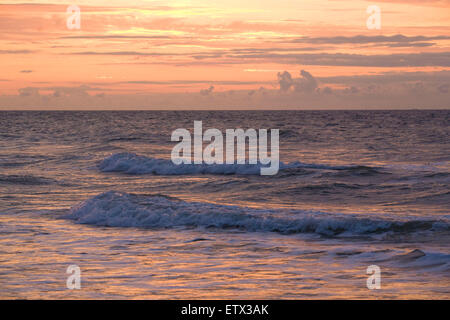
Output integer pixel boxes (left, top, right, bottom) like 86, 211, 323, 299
64, 191, 449, 236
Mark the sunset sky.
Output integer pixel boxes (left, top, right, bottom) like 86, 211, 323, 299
1, 0, 449, 109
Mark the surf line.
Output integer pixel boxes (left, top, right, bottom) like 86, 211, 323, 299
171, 120, 279, 175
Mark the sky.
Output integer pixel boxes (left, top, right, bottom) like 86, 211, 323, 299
0, 0, 449, 109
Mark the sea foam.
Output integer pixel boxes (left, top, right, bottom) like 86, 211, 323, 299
64, 191, 448, 236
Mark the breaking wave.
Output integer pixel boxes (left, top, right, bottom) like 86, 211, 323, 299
64, 191, 449, 236
98, 153, 370, 175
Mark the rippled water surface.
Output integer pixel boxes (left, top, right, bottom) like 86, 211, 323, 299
0, 110, 449, 299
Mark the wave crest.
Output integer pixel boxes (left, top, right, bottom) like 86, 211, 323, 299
98, 153, 364, 175
64, 191, 448, 236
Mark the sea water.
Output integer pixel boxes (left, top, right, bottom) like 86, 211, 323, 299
0, 110, 448, 299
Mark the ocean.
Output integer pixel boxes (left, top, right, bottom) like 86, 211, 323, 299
0, 110, 449, 299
